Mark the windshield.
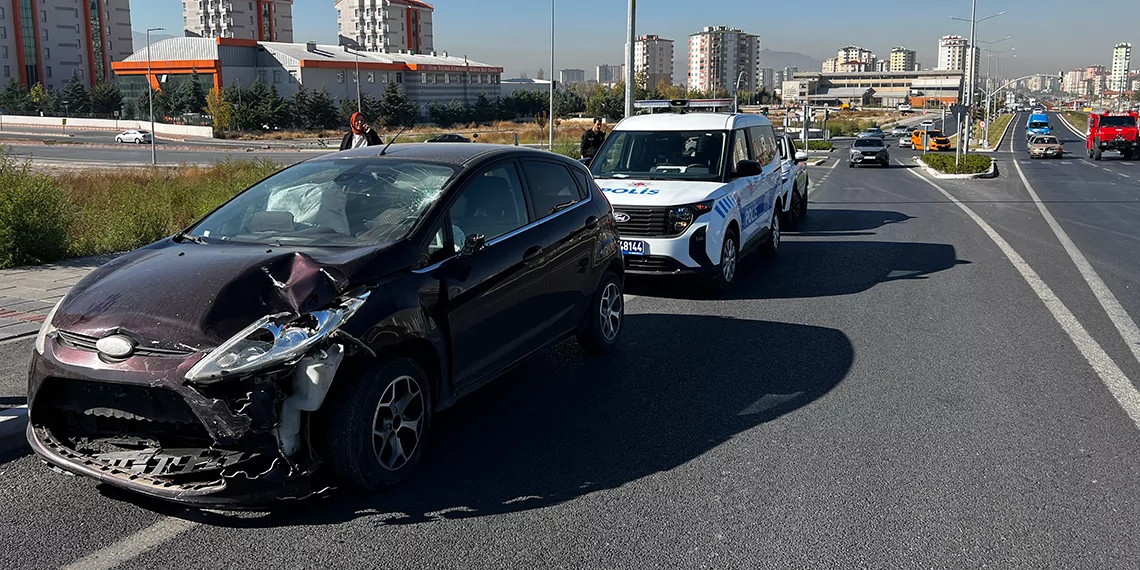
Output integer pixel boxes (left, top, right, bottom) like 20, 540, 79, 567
853, 139, 883, 148
188, 159, 458, 247
1029, 122, 1049, 129
1100, 116, 1138, 128
591, 130, 727, 181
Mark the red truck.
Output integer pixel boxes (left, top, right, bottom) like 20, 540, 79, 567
1087, 111, 1139, 161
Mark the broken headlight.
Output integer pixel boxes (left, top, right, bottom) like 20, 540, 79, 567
186, 290, 370, 383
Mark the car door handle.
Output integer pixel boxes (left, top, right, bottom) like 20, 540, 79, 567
523, 245, 544, 264
584, 216, 598, 229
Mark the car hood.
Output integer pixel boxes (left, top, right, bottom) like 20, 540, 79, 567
595, 179, 727, 206
53, 240, 395, 350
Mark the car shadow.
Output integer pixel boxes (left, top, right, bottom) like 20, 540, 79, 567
627, 240, 966, 301
788, 209, 914, 237
128, 314, 853, 526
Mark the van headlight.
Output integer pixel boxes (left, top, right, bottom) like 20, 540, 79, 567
34, 299, 63, 355
668, 201, 714, 234
186, 290, 369, 383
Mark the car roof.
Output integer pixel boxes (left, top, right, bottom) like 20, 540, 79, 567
612, 112, 770, 132
1029, 113, 1049, 120
317, 142, 568, 167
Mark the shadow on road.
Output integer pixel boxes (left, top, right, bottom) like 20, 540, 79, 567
789, 209, 914, 237
627, 240, 967, 301
119, 314, 853, 526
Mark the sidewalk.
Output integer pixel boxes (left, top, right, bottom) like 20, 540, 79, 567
0, 255, 116, 342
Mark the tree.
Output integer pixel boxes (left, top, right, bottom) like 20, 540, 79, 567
287, 89, 310, 129
553, 88, 585, 119
656, 80, 685, 100
338, 92, 382, 126
263, 84, 290, 130
305, 87, 339, 130
186, 72, 208, 114
205, 87, 233, 131
90, 80, 124, 116
0, 78, 30, 115
28, 83, 52, 115
122, 98, 138, 121
378, 83, 418, 127
466, 92, 494, 124
60, 73, 91, 114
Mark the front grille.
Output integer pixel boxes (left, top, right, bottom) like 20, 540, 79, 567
625, 256, 687, 274
614, 206, 674, 238
56, 330, 195, 358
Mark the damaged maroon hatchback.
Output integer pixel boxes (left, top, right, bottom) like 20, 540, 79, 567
27, 143, 624, 507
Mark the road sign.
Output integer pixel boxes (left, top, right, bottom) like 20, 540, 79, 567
61, 118, 67, 126
950, 105, 969, 115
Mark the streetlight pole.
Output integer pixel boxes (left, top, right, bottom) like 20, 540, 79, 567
733, 71, 746, 113
624, 0, 636, 118
146, 27, 164, 166
355, 46, 361, 113
950, 9, 1003, 161
549, 0, 554, 150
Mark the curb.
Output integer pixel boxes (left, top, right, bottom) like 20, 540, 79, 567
0, 406, 28, 456
913, 156, 998, 179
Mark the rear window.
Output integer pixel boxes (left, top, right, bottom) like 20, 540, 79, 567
1099, 116, 1137, 128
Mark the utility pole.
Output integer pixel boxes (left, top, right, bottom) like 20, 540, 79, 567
146, 27, 164, 166
624, 0, 636, 118
355, 46, 361, 113
549, 0, 555, 150
964, 0, 978, 159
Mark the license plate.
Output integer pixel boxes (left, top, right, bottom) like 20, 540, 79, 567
620, 239, 647, 256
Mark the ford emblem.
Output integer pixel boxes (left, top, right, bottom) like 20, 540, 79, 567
613, 212, 631, 223
95, 335, 136, 359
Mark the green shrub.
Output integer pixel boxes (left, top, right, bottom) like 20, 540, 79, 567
0, 154, 74, 267
794, 140, 833, 151
920, 153, 992, 174
0, 155, 281, 269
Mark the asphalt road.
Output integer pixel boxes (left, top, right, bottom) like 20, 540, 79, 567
4, 118, 1140, 568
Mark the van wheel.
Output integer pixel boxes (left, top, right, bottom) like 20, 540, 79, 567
706, 229, 739, 293
320, 357, 432, 491
576, 271, 623, 354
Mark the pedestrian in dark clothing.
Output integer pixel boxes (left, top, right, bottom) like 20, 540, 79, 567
580, 117, 607, 160
340, 112, 383, 150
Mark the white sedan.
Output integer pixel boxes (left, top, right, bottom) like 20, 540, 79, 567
115, 130, 152, 144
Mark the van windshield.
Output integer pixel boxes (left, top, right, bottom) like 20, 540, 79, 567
591, 130, 727, 181
1029, 122, 1049, 129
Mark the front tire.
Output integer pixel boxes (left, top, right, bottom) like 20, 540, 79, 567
576, 271, 624, 354
320, 357, 432, 492
1093, 143, 1102, 161
706, 229, 740, 292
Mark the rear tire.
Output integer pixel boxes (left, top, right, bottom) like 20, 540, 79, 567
576, 271, 624, 354
320, 357, 432, 492
760, 209, 780, 258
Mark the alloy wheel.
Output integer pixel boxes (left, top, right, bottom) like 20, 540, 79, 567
722, 237, 738, 282
599, 282, 623, 341
371, 375, 426, 472
771, 212, 781, 252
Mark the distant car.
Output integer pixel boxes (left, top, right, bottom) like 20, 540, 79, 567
425, 134, 472, 143
1028, 135, 1064, 159
920, 119, 936, 128
115, 130, 151, 144
911, 129, 952, 151
889, 125, 910, 137
898, 132, 914, 148
898, 104, 913, 112
849, 137, 890, 167
857, 128, 885, 139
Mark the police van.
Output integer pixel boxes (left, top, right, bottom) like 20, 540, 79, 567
588, 101, 806, 290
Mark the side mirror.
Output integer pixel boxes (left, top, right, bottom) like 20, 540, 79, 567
578, 156, 593, 167
794, 151, 809, 163
460, 233, 486, 257
733, 160, 763, 178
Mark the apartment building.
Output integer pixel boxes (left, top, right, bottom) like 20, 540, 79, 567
889, 47, 916, 72
1062, 69, 1084, 95
559, 68, 585, 84
0, 0, 132, 90
687, 25, 761, 93
336, 0, 434, 54
183, 0, 293, 42
634, 34, 674, 89
596, 63, 623, 84
757, 67, 773, 90
1111, 43, 1132, 93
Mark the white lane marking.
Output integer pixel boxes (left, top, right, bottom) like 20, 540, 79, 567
1055, 112, 1088, 140
62, 517, 200, 570
830, 157, 840, 169
0, 405, 27, 424
1060, 161, 1072, 165
1014, 158, 1140, 369
904, 161, 1140, 430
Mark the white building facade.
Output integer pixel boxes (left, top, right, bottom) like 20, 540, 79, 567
183, 0, 293, 42
687, 25, 761, 93
634, 34, 674, 89
336, 0, 433, 54
0, 0, 133, 90
1111, 43, 1132, 94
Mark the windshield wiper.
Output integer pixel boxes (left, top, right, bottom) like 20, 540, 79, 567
173, 231, 206, 245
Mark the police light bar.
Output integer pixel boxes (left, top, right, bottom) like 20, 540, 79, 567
633, 99, 735, 109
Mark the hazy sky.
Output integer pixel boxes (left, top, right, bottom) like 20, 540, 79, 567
131, 0, 1137, 78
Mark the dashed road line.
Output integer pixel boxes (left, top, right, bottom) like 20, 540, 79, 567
904, 159, 1140, 431
62, 517, 200, 570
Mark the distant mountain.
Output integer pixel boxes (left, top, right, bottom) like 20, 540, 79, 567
131, 30, 178, 49
760, 49, 823, 73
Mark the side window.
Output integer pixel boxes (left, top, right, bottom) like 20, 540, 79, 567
448, 162, 530, 244
569, 168, 593, 200
748, 125, 779, 166
417, 222, 452, 268
521, 160, 581, 217
731, 129, 751, 167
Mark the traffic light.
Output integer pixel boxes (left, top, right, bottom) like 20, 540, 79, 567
761, 107, 769, 116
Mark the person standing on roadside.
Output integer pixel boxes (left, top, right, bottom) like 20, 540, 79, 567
580, 117, 607, 161
340, 112, 383, 150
